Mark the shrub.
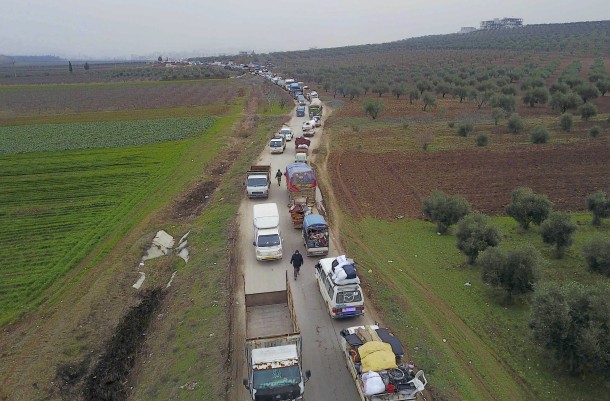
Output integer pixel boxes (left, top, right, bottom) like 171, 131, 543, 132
457, 122, 474, 137
363, 99, 384, 120
491, 107, 504, 125
590, 126, 601, 137
540, 212, 577, 258
559, 113, 573, 132
447, 121, 455, 128
422, 191, 471, 234
530, 125, 550, 144
475, 134, 489, 147
479, 246, 541, 303
529, 282, 610, 375
582, 236, 610, 276
586, 191, 610, 226
507, 113, 524, 134
579, 103, 597, 121
455, 213, 502, 264
506, 187, 553, 230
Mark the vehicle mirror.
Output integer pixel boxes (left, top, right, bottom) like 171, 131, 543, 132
252, 241, 256, 246
242, 378, 249, 389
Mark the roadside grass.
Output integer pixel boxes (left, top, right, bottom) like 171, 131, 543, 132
339, 214, 610, 401
129, 106, 289, 400
0, 101, 243, 326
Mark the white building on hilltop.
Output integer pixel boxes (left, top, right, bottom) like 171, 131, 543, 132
480, 18, 524, 30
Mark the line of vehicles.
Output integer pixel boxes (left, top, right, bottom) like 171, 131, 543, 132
242, 73, 428, 401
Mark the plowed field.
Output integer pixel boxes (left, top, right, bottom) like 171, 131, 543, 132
329, 141, 610, 219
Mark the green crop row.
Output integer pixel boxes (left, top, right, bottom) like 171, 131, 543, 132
0, 135, 201, 325
0, 116, 216, 154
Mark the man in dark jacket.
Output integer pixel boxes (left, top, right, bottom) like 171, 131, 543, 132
290, 250, 304, 279
275, 169, 283, 186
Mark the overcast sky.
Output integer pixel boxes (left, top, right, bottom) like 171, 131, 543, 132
1, 0, 608, 59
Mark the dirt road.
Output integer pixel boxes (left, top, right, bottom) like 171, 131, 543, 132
235, 104, 373, 400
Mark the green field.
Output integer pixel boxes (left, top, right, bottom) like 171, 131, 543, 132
0, 116, 216, 153
336, 211, 610, 400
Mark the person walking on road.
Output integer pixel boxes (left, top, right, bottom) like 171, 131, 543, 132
275, 169, 283, 186
290, 250, 303, 280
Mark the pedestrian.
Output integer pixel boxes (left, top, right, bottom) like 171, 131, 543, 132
275, 169, 283, 186
290, 250, 303, 280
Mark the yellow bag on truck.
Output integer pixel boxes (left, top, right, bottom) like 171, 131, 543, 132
358, 341, 397, 372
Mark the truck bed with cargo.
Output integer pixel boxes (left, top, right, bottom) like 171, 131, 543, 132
303, 214, 329, 256
243, 274, 311, 401
285, 163, 316, 207
339, 325, 427, 401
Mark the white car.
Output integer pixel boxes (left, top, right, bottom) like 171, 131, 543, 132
279, 127, 293, 141
302, 121, 313, 131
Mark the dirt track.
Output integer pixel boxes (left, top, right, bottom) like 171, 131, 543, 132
330, 141, 610, 220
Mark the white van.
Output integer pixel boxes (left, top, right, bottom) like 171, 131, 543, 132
279, 127, 293, 141
314, 256, 364, 318
253, 203, 282, 261
269, 135, 286, 154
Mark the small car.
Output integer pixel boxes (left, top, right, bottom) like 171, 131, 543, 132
296, 106, 306, 117
302, 121, 313, 131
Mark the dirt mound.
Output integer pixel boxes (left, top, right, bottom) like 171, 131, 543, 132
83, 288, 163, 401
171, 180, 218, 219
330, 141, 610, 219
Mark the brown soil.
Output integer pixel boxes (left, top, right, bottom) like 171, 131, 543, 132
329, 141, 610, 220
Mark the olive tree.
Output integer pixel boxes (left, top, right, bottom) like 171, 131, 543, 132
491, 107, 504, 125
529, 282, 610, 374
363, 99, 384, 120
391, 84, 406, 99
576, 84, 601, 103
506, 187, 553, 230
582, 236, 610, 276
550, 92, 581, 113
455, 213, 502, 264
408, 89, 419, 105
375, 84, 389, 97
586, 191, 610, 226
530, 125, 550, 144
479, 246, 540, 303
540, 212, 577, 258
559, 113, 573, 132
491, 94, 516, 114
422, 191, 471, 234
422, 92, 436, 111
506, 113, 525, 134
457, 122, 474, 137
522, 87, 549, 107
579, 103, 597, 121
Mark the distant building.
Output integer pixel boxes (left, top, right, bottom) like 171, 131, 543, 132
458, 27, 477, 34
480, 17, 523, 30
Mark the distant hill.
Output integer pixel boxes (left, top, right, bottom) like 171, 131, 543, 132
0, 55, 64, 65
200, 20, 610, 67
